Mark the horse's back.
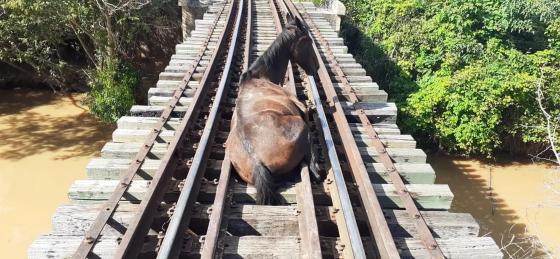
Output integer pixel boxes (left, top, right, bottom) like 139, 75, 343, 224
233, 78, 308, 175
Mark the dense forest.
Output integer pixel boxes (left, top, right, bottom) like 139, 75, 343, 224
340, 0, 560, 157
1, 0, 559, 158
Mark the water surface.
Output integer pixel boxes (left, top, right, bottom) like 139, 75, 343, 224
430, 154, 559, 258
0, 89, 114, 258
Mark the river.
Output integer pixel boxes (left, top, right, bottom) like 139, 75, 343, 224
0, 89, 114, 259
0, 89, 558, 258
430, 154, 559, 258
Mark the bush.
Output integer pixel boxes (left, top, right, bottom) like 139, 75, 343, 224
87, 60, 138, 122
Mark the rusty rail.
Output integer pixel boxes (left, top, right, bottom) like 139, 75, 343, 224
269, 0, 322, 258
298, 4, 446, 258
296, 2, 446, 258
198, 0, 250, 257
156, 0, 244, 258
112, 0, 236, 254
278, 2, 369, 258
282, 0, 402, 258
71, 2, 231, 259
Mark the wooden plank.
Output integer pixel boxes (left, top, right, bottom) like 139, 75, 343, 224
52, 203, 478, 238
346, 132, 416, 149
127, 100, 396, 119
101, 142, 426, 163
395, 237, 503, 258
29, 235, 502, 259
67, 180, 453, 209
111, 127, 413, 148
89, 156, 434, 185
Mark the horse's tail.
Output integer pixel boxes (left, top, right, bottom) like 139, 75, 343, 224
253, 161, 279, 205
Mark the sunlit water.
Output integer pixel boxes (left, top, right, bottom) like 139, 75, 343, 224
0, 89, 558, 258
0, 89, 114, 258
430, 154, 560, 258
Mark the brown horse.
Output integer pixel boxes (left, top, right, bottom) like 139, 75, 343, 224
226, 14, 320, 204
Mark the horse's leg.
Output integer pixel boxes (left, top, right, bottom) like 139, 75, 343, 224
306, 127, 323, 182
287, 94, 323, 182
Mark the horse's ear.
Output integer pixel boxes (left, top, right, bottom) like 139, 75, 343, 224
295, 16, 306, 31
286, 12, 295, 24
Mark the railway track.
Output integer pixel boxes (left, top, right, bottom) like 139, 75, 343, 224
29, 0, 502, 258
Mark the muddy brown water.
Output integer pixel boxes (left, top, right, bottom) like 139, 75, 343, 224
0, 89, 558, 258
0, 89, 114, 258
430, 154, 559, 258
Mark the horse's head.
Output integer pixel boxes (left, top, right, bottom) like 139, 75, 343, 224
286, 13, 319, 77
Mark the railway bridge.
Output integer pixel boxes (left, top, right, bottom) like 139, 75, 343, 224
29, 0, 502, 258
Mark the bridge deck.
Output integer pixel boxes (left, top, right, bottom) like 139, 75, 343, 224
28, 1, 502, 258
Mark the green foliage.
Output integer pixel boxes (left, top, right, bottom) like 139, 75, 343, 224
87, 60, 138, 122
341, 0, 560, 156
0, 0, 93, 87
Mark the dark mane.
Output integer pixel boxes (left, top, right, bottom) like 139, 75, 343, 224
241, 25, 300, 84
251, 28, 297, 71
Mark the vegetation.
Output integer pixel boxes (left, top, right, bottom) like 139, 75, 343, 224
340, 0, 560, 157
0, 0, 181, 121
88, 59, 138, 122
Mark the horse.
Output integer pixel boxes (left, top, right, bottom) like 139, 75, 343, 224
225, 13, 321, 205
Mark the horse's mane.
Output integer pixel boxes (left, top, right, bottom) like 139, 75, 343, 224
241, 25, 299, 82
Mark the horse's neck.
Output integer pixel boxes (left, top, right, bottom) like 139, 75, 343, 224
248, 33, 293, 84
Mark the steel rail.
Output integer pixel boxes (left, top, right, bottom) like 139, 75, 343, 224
71, 3, 229, 259
299, 5, 445, 258
268, 0, 322, 257
199, 0, 251, 257
282, 0, 401, 258
156, 0, 244, 257
111, 1, 237, 258
307, 75, 366, 258
281, 1, 367, 258
243, 0, 252, 70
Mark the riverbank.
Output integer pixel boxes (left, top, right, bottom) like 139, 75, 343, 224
430, 154, 559, 257
0, 89, 114, 258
